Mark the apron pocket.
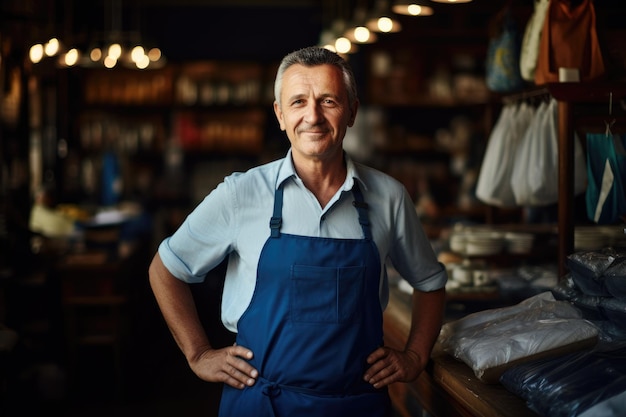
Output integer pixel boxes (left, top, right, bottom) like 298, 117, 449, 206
291, 265, 365, 323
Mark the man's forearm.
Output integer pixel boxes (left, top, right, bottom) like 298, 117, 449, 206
149, 253, 213, 361
405, 288, 446, 368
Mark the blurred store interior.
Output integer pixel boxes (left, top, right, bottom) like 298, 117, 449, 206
1, 0, 626, 416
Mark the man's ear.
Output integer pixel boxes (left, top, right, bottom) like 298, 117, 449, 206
348, 100, 359, 127
273, 101, 286, 131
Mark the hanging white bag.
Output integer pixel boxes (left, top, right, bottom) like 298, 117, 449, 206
476, 102, 534, 207
510, 100, 550, 205
512, 98, 587, 206
527, 98, 560, 205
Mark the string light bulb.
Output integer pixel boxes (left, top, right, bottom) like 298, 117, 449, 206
335, 37, 352, 54
366, 1, 402, 33
63, 48, 80, 66
29, 44, 44, 63
392, 3, 434, 16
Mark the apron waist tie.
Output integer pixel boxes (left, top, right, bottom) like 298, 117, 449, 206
258, 376, 375, 398
260, 378, 281, 417
261, 380, 282, 398
256, 376, 387, 416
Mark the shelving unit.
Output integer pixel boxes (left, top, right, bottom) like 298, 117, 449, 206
361, 39, 496, 230
547, 82, 626, 277
61, 61, 279, 208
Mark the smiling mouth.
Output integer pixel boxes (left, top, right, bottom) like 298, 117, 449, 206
302, 129, 327, 136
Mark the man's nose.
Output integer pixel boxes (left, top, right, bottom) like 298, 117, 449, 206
304, 102, 323, 123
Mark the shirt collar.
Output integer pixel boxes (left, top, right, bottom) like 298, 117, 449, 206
275, 148, 297, 189
276, 148, 367, 192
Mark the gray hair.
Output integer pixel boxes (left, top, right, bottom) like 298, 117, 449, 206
274, 46, 358, 107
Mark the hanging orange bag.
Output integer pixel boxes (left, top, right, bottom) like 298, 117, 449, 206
535, 0, 605, 85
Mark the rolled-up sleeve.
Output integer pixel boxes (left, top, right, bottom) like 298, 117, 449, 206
158, 180, 236, 283
389, 187, 448, 292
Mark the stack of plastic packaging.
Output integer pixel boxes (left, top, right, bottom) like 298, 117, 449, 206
436, 292, 599, 383
552, 247, 626, 341
500, 342, 626, 417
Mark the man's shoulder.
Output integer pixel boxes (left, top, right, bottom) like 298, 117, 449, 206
353, 160, 405, 191
225, 157, 284, 185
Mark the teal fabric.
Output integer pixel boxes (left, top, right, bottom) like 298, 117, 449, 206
585, 133, 626, 224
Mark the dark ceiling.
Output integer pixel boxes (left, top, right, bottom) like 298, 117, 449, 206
2, 0, 514, 63
137, 4, 325, 62
70, 0, 327, 62
0, 0, 323, 63
2, 0, 625, 64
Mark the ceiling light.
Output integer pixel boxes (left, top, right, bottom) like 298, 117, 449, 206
319, 19, 358, 54
392, 2, 434, 16
29, 44, 44, 63
342, 7, 378, 44
108, 43, 122, 60
366, 15, 402, 33
62, 48, 80, 66
335, 37, 353, 54
344, 24, 378, 44
147, 48, 162, 62
44, 38, 60, 56
366, 1, 402, 33
355, 26, 375, 42
28, 0, 165, 70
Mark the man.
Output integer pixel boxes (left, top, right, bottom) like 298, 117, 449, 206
149, 46, 447, 416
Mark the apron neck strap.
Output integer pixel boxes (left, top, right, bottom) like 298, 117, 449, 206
269, 180, 372, 240
351, 182, 372, 240
270, 185, 284, 238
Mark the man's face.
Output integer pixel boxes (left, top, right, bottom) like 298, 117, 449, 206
274, 63, 358, 163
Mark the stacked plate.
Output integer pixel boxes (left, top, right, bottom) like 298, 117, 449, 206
598, 225, 626, 247
449, 228, 506, 256
449, 233, 468, 253
464, 232, 505, 256
574, 227, 610, 251
505, 232, 534, 254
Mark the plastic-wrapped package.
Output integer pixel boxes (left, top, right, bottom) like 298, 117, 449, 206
560, 283, 605, 321
578, 390, 626, 417
600, 297, 626, 322
552, 277, 626, 341
437, 292, 599, 383
568, 248, 623, 278
599, 297, 626, 339
551, 275, 580, 300
566, 248, 623, 296
500, 343, 626, 417
604, 257, 626, 298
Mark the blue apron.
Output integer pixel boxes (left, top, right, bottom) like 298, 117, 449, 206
218, 181, 391, 417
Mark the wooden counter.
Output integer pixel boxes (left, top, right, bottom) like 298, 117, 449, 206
384, 288, 540, 417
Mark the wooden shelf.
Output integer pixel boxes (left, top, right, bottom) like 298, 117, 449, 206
544, 82, 626, 276
546, 81, 626, 103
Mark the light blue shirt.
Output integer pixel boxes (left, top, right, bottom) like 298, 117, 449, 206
159, 149, 447, 332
